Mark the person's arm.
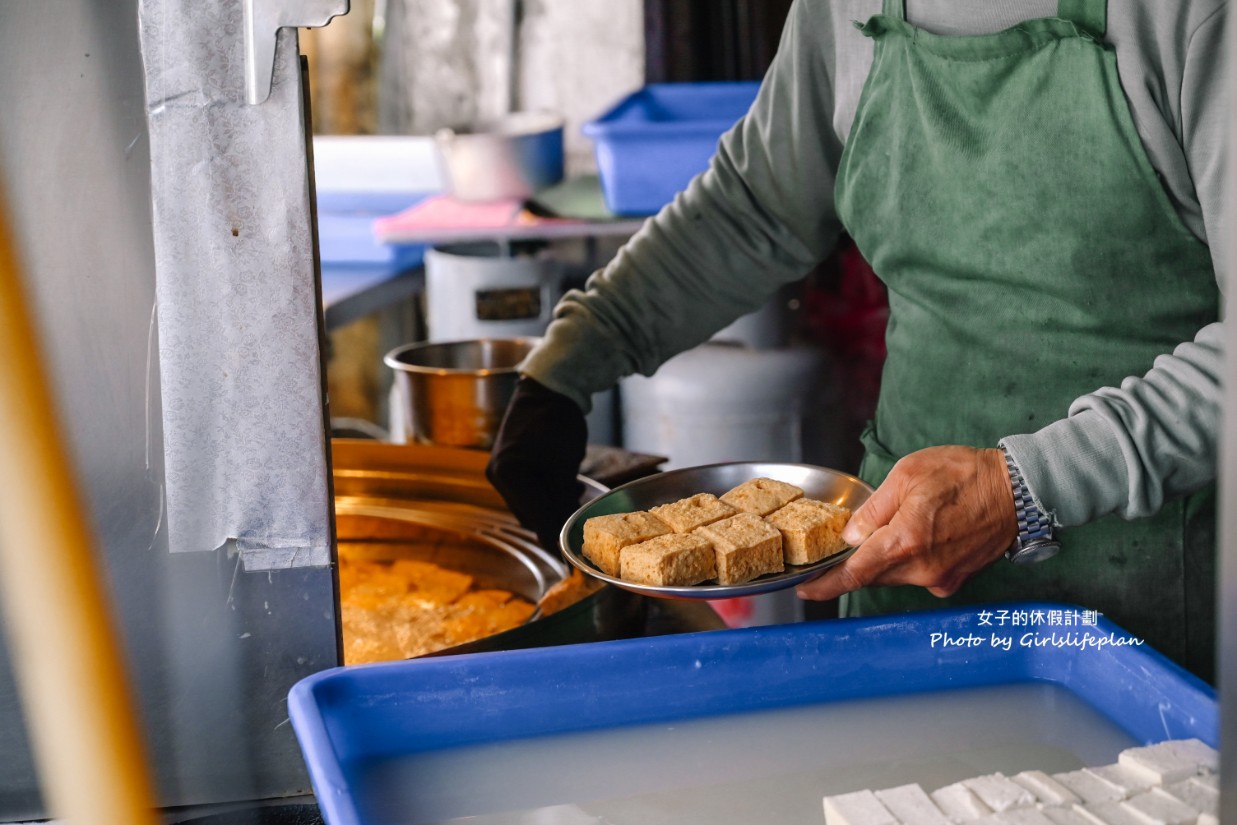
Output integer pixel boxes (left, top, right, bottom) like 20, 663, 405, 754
1001, 325, 1222, 528
520, 0, 848, 410
1002, 7, 1227, 527
489, 0, 849, 549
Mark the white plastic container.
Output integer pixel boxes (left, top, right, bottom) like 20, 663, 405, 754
413, 244, 617, 445
620, 344, 839, 470
424, 242, 562, 342
709, 283, 803, 350
434, 112, 565, 202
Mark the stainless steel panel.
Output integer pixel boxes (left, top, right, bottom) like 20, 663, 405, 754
0, 2, 337, 818
1221, 4, 1237, 820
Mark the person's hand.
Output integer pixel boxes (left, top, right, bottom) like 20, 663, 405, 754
485, 377, 588, 553
796, 445, 1017, 601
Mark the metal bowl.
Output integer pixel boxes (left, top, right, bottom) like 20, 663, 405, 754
560, 462, 874, 599
434, 111, 565, 202
384, 338, 538, 450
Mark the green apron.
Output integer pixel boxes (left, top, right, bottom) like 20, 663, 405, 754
833, 0, 1219, 679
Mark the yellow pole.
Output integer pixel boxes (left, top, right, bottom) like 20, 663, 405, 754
0, 189, 160, 823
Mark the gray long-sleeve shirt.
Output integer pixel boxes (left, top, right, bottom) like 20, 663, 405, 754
523, 0, 1227, 529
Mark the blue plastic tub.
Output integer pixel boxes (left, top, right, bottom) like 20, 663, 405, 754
316, 191, 432, 269
582, 82, 761, 216
289, 604, 1215, 825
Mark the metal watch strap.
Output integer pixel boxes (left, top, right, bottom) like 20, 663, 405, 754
1001, 446, 1061, 565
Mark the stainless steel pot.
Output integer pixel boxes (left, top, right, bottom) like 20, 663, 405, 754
384, 337, 538, 451
434, 111, 565, 201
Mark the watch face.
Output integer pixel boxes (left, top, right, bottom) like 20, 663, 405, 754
1009, 541, 1062, 566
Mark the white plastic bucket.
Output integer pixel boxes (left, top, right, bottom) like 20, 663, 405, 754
620, 344, 839, 470
424, 242, 562, 342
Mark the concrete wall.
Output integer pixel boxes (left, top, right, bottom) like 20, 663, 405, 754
379, 0, 644, 174
518, 0, 644, 172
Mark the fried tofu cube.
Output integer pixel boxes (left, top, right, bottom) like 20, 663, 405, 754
766, 498, 852, 565
620, 533, 717, 586
343, 575, 409, 611
392, 559, 474, 603
537, 570, 605, 616
453, 589, 514, 609
582, 511, 671, 576
720, 477, 804, 516
694, 512, 783, 584
494, 598, 535, 625
650, 493, 737, 533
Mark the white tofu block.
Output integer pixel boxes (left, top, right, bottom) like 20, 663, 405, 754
1164, 739, 1219, 774
1041, 807, 1100, 825
1013, 770, 1082, 806
1164, 776, 1218, 816
1190, 772, 1218, 791
931, 782, 994, 821
976, 810, 1058, 825
1120, 789, 1201, 825
1075, 801, 1149, 825
1053, 770, 1127, 804
1085, 764, 1156, 798
874, 783, 952, 825
1118, 740, 1211, 785
1011, 811, 1060, 825
964, 773, 1038, 812
1196, 814, 1217, 825
823, 789, 899, 825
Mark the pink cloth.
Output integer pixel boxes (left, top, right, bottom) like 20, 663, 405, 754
373, 195, 585, 244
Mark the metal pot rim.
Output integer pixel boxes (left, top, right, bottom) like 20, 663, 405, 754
383, 337, 541, 376
436, 111, 565, 141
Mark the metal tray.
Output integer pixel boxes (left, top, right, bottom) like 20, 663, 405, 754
559, 462, 873, 598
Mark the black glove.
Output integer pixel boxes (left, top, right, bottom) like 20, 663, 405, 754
486, 377, 588, 553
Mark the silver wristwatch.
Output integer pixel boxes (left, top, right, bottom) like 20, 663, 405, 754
1001, 446, 1061, 565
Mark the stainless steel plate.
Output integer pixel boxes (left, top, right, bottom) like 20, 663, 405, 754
560, 462, 873, 599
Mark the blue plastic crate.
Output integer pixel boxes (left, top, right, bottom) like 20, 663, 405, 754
289, 603, 1215, 825
316, 190, 432, 269
582, 82, 761, 216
